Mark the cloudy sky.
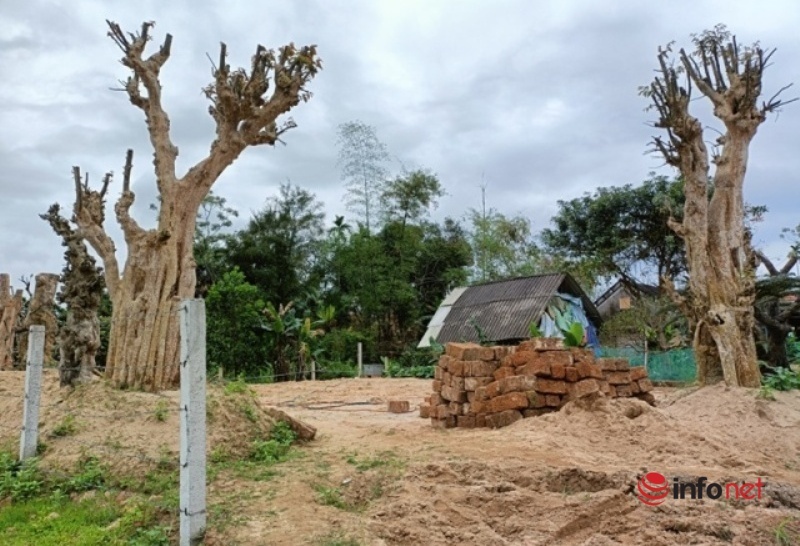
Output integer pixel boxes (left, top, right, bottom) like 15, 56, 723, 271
2, 0, 799, 287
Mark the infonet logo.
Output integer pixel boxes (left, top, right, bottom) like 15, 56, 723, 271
637, 472, 765, 506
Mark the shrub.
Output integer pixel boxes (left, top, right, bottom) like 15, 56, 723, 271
318, 328, 375, 363
762, 366, 800, 391
317, 360, 357, 380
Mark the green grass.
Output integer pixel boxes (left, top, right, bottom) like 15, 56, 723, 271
50, 415, 78, 437
345, 451, 401, 472
224, 377, 253, 395
775, 518, 800, 546
316, 531, 361, 546
0, 451, 175, 544
314, 484, 348, 510
153, 400, 170, 422
0, 495, 121, 545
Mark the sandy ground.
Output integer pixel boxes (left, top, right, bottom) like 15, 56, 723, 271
1, 372, 800, 545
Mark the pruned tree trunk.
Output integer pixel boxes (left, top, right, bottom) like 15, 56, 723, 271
62, 21, 321, 392
17, 273, 59, 366
41, 204, 104, 387
0, 274, 24, 369
647, 27, 794, 387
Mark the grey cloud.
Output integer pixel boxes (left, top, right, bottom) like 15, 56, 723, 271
1, 0, 799, 283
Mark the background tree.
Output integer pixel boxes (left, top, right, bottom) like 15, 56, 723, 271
225, 183, 325, 307
205, 269, 267, 378
337, 120, 390, 234
642, 25, 793, 387
468, 208, 540, 282
193, 191, 239, 296
753, 233, 800, 368
541, 175, 686, 292
67, 21, 320, 391
380, 169, 445, 228
599, 296, 688, 350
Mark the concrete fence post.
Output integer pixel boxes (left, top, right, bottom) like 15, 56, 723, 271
357, 342, 363, 378
311, 359, 316, 381
19, 325, 45, 460
179, 300, 207, 546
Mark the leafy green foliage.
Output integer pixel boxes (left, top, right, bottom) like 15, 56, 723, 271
61, 457, 105, 494
385, 362, 434, 378
0, 451, 174, 544
529, 322, 543, 338
224, 183, 325, 307
560, 322, 586, 348
541, 174, 686, 287
787, 333, 800, 364
206, 269, 268, 378
318, 328, 374, 364
194, 191, 239, 295
380, 169, 445, 226
469, 318, 490, 346
153, 400, 169, 422
251, 421, 297, 464
762, 367, 800, 391
468, 207, 540, 283
599, 296, 688, 350
317, 360, 358, 379
0, 454, 42, 501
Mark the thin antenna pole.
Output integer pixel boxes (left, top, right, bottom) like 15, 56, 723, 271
480, 173, 487, 282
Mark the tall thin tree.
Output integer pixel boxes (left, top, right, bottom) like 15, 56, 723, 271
337, 121, 390, 235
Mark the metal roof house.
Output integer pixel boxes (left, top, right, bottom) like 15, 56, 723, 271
594, 280, 660, 320
418, 273, 602, 348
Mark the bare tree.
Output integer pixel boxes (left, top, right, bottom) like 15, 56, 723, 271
643, 25, 795, 387
67, 20, 321, 391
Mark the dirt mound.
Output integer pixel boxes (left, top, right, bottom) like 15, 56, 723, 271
0, 371, 286, 475
370, 459, 795, 545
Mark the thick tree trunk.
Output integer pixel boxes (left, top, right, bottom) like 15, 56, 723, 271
59, 313, 101, 386
679, 133, 761, 388
105, 196, 198, 390
0, 274, 24, 369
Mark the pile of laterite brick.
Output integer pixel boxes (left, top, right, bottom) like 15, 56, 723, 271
419, 339, 655, 429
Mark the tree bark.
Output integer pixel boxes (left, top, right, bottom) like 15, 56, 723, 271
103, 185, 202, 389
0, 274, 23, 369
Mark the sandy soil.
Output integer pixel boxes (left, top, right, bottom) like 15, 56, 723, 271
1, 372, 800, 545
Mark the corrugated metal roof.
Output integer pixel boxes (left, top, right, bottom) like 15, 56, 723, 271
431, 273, 601, 344
417, 286, 467, 347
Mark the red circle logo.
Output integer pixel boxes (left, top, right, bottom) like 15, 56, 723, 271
637, 472, 668, 506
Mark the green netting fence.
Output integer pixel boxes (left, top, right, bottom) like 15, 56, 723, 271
597, 347, 697, 383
